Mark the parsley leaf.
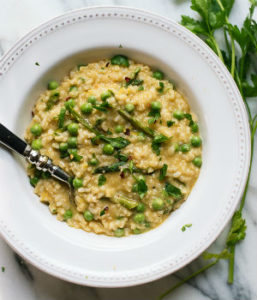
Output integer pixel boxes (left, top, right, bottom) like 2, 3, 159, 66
151, 134, 169, 155
98, 174, 106, 186
226, 211, 247, 247
125, 68, 143, 86
133, 177, 148, 199
164, 182, 182, 200
157, 81, 164, 93
181, 224, 192, 232
202, 248, 232, 260
159, 164, 168, 180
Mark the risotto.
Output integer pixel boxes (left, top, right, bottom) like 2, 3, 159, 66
25, 55, 202, 237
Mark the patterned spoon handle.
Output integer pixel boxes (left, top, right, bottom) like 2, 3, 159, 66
0, 123, 71, 185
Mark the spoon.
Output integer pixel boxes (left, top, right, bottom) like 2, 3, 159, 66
0, 123, 75, 204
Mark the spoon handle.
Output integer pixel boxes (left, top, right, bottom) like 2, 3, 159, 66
0, 123, 27, 155
0, 123, 71, 185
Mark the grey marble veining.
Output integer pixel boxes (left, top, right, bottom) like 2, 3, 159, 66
0, 1, 257, 300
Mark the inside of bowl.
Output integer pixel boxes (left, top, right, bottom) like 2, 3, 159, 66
14, 47, 207, 245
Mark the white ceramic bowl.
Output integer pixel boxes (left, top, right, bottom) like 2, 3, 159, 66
0, 6, 250, 287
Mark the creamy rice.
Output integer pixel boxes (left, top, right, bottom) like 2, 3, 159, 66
25, 56, 202, 237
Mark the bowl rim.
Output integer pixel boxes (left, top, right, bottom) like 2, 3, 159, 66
0, 5, 251, 287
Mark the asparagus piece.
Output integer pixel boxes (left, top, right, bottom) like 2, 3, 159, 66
58, 107, 66, 128
113, 194, 138, 209
94, 162, 126, 174
117, 109, 155, 137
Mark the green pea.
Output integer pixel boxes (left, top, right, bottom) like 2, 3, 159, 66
31, 139, 42, 150
67, 123, 79, 136
173, 110, 184, 120
152, 198, 164, 211
30, 123, 42, 136
88, 157, 99, 166
72, 178, 83, 189
125, 103, 135, 113
114, 228, 125, 237
193, 156, 202, 167
111, 55, 129, 67
151, 101, 161, 111
59, 142, 68, 152
65, 98, 75, 109
191, 123, 199, 133
67, 137, 77, 148
87, 95, 97, 104
115, 125, 124, 133
101, 90, 112, 101
133, 213, 145, 224
153, 70, 164, 80
64, 209, 72, 220
133, 228, 141, 234
136, 202, 146, 213
80, 102, 93, 114
47, 81, 59, 90
84, 210, 94, 221
191, 136, 202, 147
180, 144, 191, 153
30, 177, 39, 187
102, 144, 114, 155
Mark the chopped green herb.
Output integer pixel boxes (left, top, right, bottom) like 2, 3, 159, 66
151, 134, 169, 155
133, 176, 148, 199
167, 121, 175, 127
159, 164, 168, 180
165, 182, 182, 200
157, 81, 164, 93
125, 68, 143, 86
100, 206, 108, 216
148, 101, 161, 124
77, 64, 87, 70
98, 174, 107, 186
181, 224, 192, 232
114, 151, 128, 162
1, 266, 5, 272
46, 91, 59, 110
29, 177, 39, 187
35, 62, 40, 66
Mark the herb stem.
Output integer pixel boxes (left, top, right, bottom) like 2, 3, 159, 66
158, 260, 218, 300
229, 33, 236, 79
210, 35, 224, 63
228, 116, 257, 283
227, 245, 235, 284
239, 119, 257, 212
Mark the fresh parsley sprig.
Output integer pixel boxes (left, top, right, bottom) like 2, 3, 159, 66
159, 1, 257, 298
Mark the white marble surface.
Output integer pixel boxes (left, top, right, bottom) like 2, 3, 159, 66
0, 1, 257, 300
